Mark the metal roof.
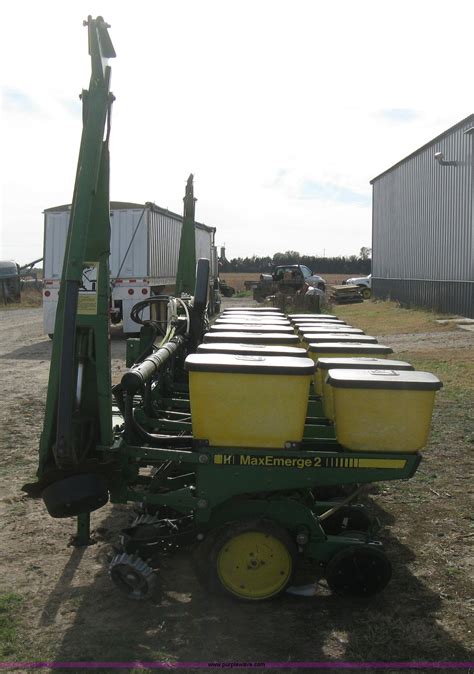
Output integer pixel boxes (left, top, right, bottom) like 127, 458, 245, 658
44, 201, 215, 233
370, 113, 474, 184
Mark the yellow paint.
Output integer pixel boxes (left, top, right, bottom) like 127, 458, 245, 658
358, 458, 407, 469
217, 531, 292, 599
333, 387, 437, 453
77, 261, 99, 315
309, 350, 389, 393
189, 371, 311, 448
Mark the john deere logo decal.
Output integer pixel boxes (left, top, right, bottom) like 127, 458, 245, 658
212, 454, 406, 470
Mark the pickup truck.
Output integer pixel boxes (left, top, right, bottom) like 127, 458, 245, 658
344, 274, 372, 299
253, 264, 326, 302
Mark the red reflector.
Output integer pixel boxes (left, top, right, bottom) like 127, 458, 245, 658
128, 289, 134, 295
44, 290, 51, 297
141, 288, 148, 295
129, 279, 136, 283
115, 278, 123, 283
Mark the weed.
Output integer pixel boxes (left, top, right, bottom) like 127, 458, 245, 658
0, 593, 22, 657
0, 288, 42, 311
337, 299, 459, 335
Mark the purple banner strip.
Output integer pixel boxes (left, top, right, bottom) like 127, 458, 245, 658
0, 662, 472, 670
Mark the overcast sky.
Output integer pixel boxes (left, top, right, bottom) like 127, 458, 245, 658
1, 0, 473, 265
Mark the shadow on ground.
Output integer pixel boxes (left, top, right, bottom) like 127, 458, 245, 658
40, 496, 471, 674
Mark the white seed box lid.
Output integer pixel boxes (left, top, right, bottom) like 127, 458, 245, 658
197, 342, 307, 357
203, 332, 300, 345
209, 323, 294, 333
317, 357, 413, 371
305, 334, 378, 344
297, 326, 363, 335
185, 353, 315, 375
327, 368, 442, 391
308, 342, 391, 354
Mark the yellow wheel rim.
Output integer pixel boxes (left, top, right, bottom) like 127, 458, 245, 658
217, 531, 292, 599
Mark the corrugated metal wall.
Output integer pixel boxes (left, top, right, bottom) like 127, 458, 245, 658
371, 115, 474, 317
148, 210, 183, 283
43, 211, 70, 279
45, 203, 217, 286
195, 224, 214, 265
110, 207, 148, 278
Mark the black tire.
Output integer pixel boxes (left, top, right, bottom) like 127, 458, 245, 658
207, 519, 297, 601
360, 287, 371, 299
326, 544, 392, 597
48, 334, 54, 340
41, 473, 109, 518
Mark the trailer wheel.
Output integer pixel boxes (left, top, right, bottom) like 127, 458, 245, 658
208, 520, 297, 601
41, 473, 109, 518
325, 544, 391, 597
361, 287, 372, 299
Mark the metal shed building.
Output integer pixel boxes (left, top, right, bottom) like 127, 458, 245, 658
370, 114, 474, 318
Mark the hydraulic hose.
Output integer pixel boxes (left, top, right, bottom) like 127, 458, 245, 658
121, 336, 185, 394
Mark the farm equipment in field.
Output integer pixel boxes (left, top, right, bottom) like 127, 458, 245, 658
253, 265, 326, 303
25, 17, 443, 602
327, 283, 364, 305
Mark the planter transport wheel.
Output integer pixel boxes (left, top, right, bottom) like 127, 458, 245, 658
41, 473, 109, 518
209, 520, 297, 601
326, 544, 392, 597
109, 552, 157, 600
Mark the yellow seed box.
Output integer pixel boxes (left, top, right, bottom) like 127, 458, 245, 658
328, 369, 442, 452
185, 353, 314, 448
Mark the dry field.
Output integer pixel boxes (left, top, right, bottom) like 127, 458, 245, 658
0, 298, 473, 674
0, 288, 42, 310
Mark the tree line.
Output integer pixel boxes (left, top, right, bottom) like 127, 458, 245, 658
220, 249, 371, 275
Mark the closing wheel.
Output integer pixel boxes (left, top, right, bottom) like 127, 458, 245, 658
326, 544, 392, 597
109, 552, 157, 600
209, 520, 297, 601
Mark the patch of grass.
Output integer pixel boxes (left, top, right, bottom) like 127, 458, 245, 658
0, 288, 42, 311
0, 593, 22, 657
336, 299, 459, 335
234, 290, 252, 298
397, 348, 474, 398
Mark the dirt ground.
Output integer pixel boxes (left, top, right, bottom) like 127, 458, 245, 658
0, 302, 473, 674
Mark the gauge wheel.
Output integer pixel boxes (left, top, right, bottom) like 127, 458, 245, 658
326, 544, 392, 597
208, 520, 297, 601
361, 287, 372, 299
41, 473, 109, 518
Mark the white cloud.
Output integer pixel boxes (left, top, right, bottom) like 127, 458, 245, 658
1, 0, 473, 263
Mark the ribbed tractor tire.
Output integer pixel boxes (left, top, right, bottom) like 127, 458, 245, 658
41, 473, 109, 518
207, 519, 297, 601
